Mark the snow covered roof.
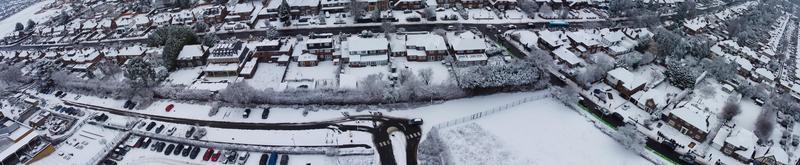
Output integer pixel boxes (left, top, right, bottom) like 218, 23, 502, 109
755, 68, 775, 81
204, 63, 240, 72
233, 3, 255, 14
755, 146, 789, 165
447, 31, 487, 51
552, 46, 583, 66
406, 33, 447, 51
669, 106, 713, 133
298, 53, 318, 62
601, 29, 627, 45
607, 68, 646, 90
725, 128, 758, 158
567, 30, 600, 47
347, 36, 388, 53
178, 45, 206, 60
306, 38, 333, 45
117, 45, 146, 57
538, 30, 567, 47
683, 17, 708, 32
455, 54, 488, 62
509, 30, 539, 48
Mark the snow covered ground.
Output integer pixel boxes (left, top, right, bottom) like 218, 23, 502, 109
35, 124, 126, 165
391, 58, 453, 85
244, 63, 287, 91
432, 98, 653, 164
0, 0, 58, 36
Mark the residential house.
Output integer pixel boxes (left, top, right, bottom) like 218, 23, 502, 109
393, 0, 423, 10
177, 44, 208, 68
266, 0, 320, 18
306, 38, 335, 60
404, 33, 448, 61
202, 6, 228, 24
753, 68, 776, 84
446, 31, 488, 67
321, 0, 350, 13
551, 46, 584, 68
666, 107, 715, 141
605, 68, 646, 98
538, 30, 568, 50
566, 30, 602, 54
229, 2, 256, 21
0, 119, 54, 165
489, 0, 516, 10
239, 59, 258, 78
720, 128, 758, 163
254, 38, 295, 62
344, 35, 389, 67
207, 41, 250, 64
753, 147, 790, 165
298, 53, 319, 66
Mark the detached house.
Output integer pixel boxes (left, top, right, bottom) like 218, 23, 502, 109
204, 41, 250, 77
720, 128, 758, 163
666, 107, 715, 142
254, 38, 295, 62
605, 68, 646, 98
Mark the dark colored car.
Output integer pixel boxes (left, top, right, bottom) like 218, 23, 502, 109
185, 126, 196, 138
259, 153, 269, 165
142, 137, 152, 148
155, 125, 165, 133
145, 122, 156, 131
203, 148, 214, 161
280, 154, 289, 165
155, 142, 166, 152
182, 146, 192, 157
164, 144, 175, 155
261, 108, 270, 119
190, 147, 201, 159
243, 109, 251, 118
174, 144, 184, 155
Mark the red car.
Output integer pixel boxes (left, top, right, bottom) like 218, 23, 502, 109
211, 150, 222, 161
166, 104, 175, 112
202, 148, 214, 161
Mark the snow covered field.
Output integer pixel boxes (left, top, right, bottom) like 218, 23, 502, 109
432, 98, 653, 165
0, 0, 58, 36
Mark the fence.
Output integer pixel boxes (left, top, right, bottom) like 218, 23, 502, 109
431, 93, 550, 130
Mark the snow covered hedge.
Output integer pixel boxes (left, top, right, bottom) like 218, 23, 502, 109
455, 60, 549, 91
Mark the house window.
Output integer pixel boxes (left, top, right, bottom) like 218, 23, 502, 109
680, 127, 689, 134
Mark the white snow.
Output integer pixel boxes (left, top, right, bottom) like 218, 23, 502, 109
437, 98, 652, 164
0, 0, 58, 36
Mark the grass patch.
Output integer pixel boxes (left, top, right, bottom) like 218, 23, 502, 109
577, 103, 616, 129
647, 147, 679, 165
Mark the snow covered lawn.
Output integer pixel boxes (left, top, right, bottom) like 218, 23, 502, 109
339, 65, 390, 89
164, 67, 203, 86
434, 98, 653, 164
391, 58, 453, 85
244, 63, 287, 91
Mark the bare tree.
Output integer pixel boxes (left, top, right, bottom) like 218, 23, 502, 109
720, 101, 741, 121
381, 21, 395, 38
349, 1, 367, 20
551, 86, 578, 106
755, 109, 776, 143
518, 0, 539, 16
419, 68, 434, 85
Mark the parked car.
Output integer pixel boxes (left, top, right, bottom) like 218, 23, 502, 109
259, 153, 269, 164
164, 144, 175, 155
155, 125, 165, 134
243, 109, 251, 118
174, 144, 184, 155
280, 154, 289, 165
190, 147, 201, 159
261, 108, 270, 119
409, 118, 423, 125
436, 7, 445, 11
145, 122, 156, 131
166, 127, 177, 136
182, 146, 192, 157
211, 150, 222, 161
142, 137, 152, 148
203, 148, 215, 161
185, 126, 196, 138
237, 152, 250, 165
165, 104, 174, 112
